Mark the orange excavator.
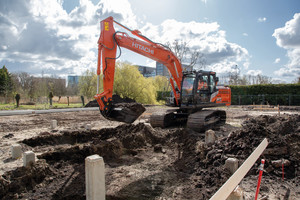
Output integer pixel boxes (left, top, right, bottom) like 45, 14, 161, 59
95, 16, 231, 131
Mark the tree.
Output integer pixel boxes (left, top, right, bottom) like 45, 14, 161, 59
256, 74, 272, 84
78, 70, 99, 99
66, 84, 79, 96
166, 40, 205, 69
51, 77, 67, 96
33, 76, 48, 98
114, 62, 157, 104
0, 66, 14, 102
228, 65, 241, 85
153, 75, 170, 91
13, 72, 35, 98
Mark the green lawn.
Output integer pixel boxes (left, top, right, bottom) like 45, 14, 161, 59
0, 103, 84, 110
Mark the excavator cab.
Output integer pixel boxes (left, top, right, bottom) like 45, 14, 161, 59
180, 70, 219, 108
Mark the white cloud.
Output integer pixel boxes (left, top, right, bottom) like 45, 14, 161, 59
140, 19, 249, 75
273, 13, 300, 77
273, 13, 300, 48
0, 0, 249, 78
246, 69, 262, 76
243, 33, 248, 36
258, 17, 267, 23
0, 0, 137, 77
274, 58, 280, 63
146, 59, 156, 68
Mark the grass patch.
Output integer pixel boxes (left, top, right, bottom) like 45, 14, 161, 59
0, 103, 83, 110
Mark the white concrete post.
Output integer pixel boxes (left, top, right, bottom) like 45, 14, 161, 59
85, 124, 92, 131
23, 151, 35, 167
85, 155, 105, 200
205, 129, 216, 145
225, 158, 239, 174
50, 120, 57, 129
11, 144, 22, 159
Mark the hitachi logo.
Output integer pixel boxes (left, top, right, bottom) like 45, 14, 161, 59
132, 42, 154, 54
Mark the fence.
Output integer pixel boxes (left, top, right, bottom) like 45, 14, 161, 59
231, 94, 300, 106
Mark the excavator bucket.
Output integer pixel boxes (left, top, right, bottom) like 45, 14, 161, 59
105, 102, 145, 123
98, 95, 145, 124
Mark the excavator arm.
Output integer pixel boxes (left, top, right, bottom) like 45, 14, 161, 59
95, 16, 183, 122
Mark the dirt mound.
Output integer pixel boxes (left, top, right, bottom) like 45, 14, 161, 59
191, 114, 300, 198
225, 115, 300, 178
163, 114, 300, 198
0, 160, 54, 200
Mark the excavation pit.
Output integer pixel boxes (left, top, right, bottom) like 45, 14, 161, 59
0, 113, 299, 199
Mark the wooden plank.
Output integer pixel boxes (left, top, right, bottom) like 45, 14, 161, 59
209, 138, 268, 200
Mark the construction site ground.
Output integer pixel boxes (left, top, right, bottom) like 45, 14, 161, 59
0, 105, 299, 199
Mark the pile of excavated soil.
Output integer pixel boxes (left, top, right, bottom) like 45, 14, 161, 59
0, 114, 299, 199
188, 114, 300, 198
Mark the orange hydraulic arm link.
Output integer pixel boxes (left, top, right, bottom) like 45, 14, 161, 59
95, 16, 183, 116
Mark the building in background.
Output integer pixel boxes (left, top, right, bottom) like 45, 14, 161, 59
156, 62, 192, 77
156, 62, 169, 77
67, 75, 80, 87
137, 65, 156, 77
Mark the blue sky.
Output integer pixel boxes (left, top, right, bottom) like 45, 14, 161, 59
1, 0, 299, 83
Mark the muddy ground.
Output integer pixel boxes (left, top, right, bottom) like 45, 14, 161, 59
0, 106, 299, 200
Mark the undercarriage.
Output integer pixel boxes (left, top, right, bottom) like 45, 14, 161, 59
150, 108, 226, 132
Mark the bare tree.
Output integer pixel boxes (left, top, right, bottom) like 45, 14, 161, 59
14, 72, 35, 98
228, 65, 240, 85
256, 75, 272, 84
51, 77, 67, 96
166, 40, 205, 69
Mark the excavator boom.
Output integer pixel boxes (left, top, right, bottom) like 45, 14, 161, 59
95, 17, 183, 123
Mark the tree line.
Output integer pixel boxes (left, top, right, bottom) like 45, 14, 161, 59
1, 63, 299, 105
0, 65, 74, 103
0, 63, 170, 105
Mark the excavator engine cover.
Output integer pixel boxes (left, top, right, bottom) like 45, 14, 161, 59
101, 95, 145, 124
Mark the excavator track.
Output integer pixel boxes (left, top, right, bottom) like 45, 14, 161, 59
150, 112, 175, 128
187, 110, 226, 132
